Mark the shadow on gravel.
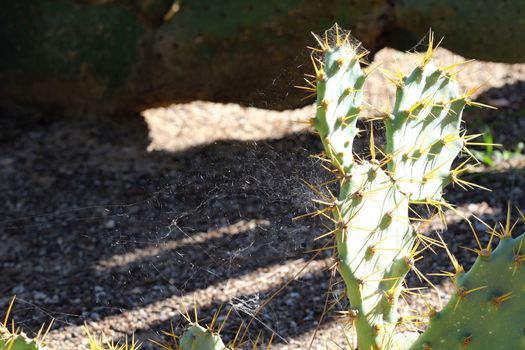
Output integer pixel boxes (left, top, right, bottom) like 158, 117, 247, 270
0, 110, 332, 337
465, 80, 525, 149
128, 269, 338, 349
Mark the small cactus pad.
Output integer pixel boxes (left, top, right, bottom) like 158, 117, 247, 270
410, 233, 525, 350
386, 60, 466, 201
313, 32, 367, 173
336, 163, 415, 349
179, 324, 227, 350
0, 326, 41, 350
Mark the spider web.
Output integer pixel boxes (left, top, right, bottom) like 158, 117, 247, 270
0, 93, 351, 350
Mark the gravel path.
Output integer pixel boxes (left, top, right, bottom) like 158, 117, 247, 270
1, 48, 524, 349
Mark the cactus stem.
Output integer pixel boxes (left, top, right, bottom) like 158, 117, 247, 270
379, 67, 405, 87
315, 227, 340, 240
383, 290, 396, 305
311, 32, 330, 53
345, 87, 361, 95
294, 84, 316, 92
373, 323, 383, 334
310, 56, 326, 81
419, 31, 443, 67
513, 252, 525, 267
465, 98, 497, 109
306, 45, 326, 53
440, 59, 475, 74
311, 198, 337, 207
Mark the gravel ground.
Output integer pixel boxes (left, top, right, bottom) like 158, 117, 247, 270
1, 47, 525, 349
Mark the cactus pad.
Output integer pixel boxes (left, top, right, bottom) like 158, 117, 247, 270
409, 233, 525, 350
313, 36, 367, 173
179, 324, 227, 350
336, 163, 415, 349
386, 61, 466, 201
0, 326, 41, 350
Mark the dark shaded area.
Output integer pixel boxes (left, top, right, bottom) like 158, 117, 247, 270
0, 109, 333, 335
465, 80, 525, 149
2, 1, 525, 114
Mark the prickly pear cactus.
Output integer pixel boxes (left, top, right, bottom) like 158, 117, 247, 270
311, 34, 366, 173
179, 324, 227, 350
409, 233, 525, 350
307, 25, 474, 349
171, 25, 522, 350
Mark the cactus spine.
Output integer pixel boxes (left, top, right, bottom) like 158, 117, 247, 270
0, 332, 41, 350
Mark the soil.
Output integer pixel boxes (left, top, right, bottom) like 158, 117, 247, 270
1, 48, 524, 349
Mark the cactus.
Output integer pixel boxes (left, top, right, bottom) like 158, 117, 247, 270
0, 331, 41, 350
1, 22, 524, 350
179, 324, 227, 350
2, 1, 525, 114
385, 59, 466, 201
308, 26, 471, 349
0, 323, 42, 350
0, 298, 43, 350
409, 233, 525, 350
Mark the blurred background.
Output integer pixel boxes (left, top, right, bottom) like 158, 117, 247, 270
1, 1, 524, 349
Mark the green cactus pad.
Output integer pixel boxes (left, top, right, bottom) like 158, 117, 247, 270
409, 233, 525, 350
179, 324, 227, 350
385, 61, 466, 201
314, 40, 367, 173
0, 326, 41, 350
336, 162, 415, 349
